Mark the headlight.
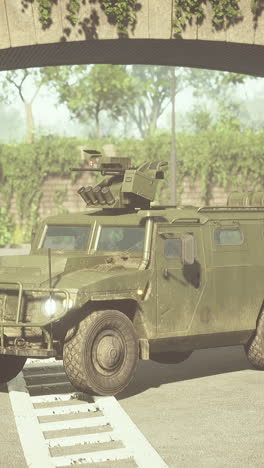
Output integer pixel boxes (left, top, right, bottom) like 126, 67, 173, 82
43, 298, 56, 316
63, 298, 73, 310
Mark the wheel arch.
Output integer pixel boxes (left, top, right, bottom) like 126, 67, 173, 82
54, 297, 148, 346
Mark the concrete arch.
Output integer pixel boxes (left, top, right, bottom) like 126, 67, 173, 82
1, 0, 264, 75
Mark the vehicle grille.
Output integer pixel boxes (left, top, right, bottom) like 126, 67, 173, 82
0, 292, 41, 323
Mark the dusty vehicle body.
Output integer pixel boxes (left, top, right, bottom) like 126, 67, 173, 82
0, 154, 263, 395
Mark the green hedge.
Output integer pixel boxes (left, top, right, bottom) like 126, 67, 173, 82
0, 128, 263, 242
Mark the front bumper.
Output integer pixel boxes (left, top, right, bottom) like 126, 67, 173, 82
0, 281, 70, 357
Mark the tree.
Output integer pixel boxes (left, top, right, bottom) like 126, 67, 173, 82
42, 65, 138, 139
0, 69, 44, 143
0, 104, 24, 142
126, 65, 187, 138
186, 68, 250, 99
187, 69, 255, 116
170, 67, 177, 204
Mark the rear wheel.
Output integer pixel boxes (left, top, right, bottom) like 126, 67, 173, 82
150, 350, 192, 364
245, 310, 264, 370
0, 355, 27, 384
63, 310, 139, 396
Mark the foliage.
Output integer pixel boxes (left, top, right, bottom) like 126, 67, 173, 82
251, 0, 264, 27
188, 69, 254, 130
42, 65, 138, 138
174, 0, 243, 35
126, 66, 188, 138
0, 135, 83, 239
34, 0, 81, 28
186, 105, 213, 133
119, 127, 263, 201
210, 0, 241, 28
0, 125, 264, 242
101, 0, 139, 36
174, 0, 205, 35
189, 69, 249, 100
67, 0, 81, 25
36, 0, 53, 28
0, 69, 44, 143
0, 208, 14, 245
20, 0, 264, 36
22, 0, 137, 35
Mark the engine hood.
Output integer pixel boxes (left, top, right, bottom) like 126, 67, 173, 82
0, 254, 67, 286
0, 253, 142, 290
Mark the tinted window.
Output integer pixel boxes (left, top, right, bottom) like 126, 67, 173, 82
97, 227, 145, 252
164, 238, 182, 258
214, 228, 243, 245
42, 226, 90, 250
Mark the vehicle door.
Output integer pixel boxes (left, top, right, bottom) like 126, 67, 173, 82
208, 221, 254, 333
156, 225, 205, 335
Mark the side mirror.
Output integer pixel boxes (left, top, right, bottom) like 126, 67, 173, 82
182, 234, 195, 265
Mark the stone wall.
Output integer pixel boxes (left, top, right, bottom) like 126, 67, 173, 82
180, 177, 228, 207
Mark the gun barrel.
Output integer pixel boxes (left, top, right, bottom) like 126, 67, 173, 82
70, 168, 126, 173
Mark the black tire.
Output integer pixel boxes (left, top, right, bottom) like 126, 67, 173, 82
63, 310, 139, 396
0, 355, 27, 384
245, 311, 264, 370
150, 350, 192, 364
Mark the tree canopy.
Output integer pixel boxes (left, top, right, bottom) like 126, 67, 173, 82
41, 64, 138, 138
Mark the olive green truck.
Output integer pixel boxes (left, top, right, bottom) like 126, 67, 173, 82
0, 153, 263, 395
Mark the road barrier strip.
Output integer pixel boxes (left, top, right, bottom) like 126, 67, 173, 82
8, 361, 168, 468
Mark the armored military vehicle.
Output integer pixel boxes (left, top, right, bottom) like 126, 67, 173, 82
0, 152, 264, 396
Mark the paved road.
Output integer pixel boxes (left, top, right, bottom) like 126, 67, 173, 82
118, 347, 264, 468
0, 247, 30, 467
0, 248, 263, 467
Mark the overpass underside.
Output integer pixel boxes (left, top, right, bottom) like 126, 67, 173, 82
0, 39, 264, 77
1, 0, 264, 76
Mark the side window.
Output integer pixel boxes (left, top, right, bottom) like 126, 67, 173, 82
214, 228, 243, 246
164, 238, 182, 258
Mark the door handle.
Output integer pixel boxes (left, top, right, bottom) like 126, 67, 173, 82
163, 268, 169, 279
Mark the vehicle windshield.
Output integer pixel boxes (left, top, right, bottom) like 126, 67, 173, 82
96, 226, 145, 252
41, 225, 90, 250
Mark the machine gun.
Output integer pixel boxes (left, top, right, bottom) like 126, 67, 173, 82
72, 150, 168, 210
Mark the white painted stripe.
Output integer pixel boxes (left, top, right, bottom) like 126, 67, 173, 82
25, 358, 58, 366
94, 396, 168, 468
53, 447, 132, 466
8, 373, 55, 468
40, 416, 109, 431
35, 403, 97, 416
26, 381, 71, 389
31, 393, 79, 404
24, 372, 66, 379
46, 432, 119, 448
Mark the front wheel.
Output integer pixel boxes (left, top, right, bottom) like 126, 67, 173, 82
63, 310, 139, 396
0, 355, 27, 384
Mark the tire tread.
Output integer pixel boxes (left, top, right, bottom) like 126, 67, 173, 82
63, 310, 138, 395
245, 312, 264, 370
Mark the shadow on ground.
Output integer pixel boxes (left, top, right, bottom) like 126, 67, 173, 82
118, 345, 256, 400
0, 345, 256, 400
